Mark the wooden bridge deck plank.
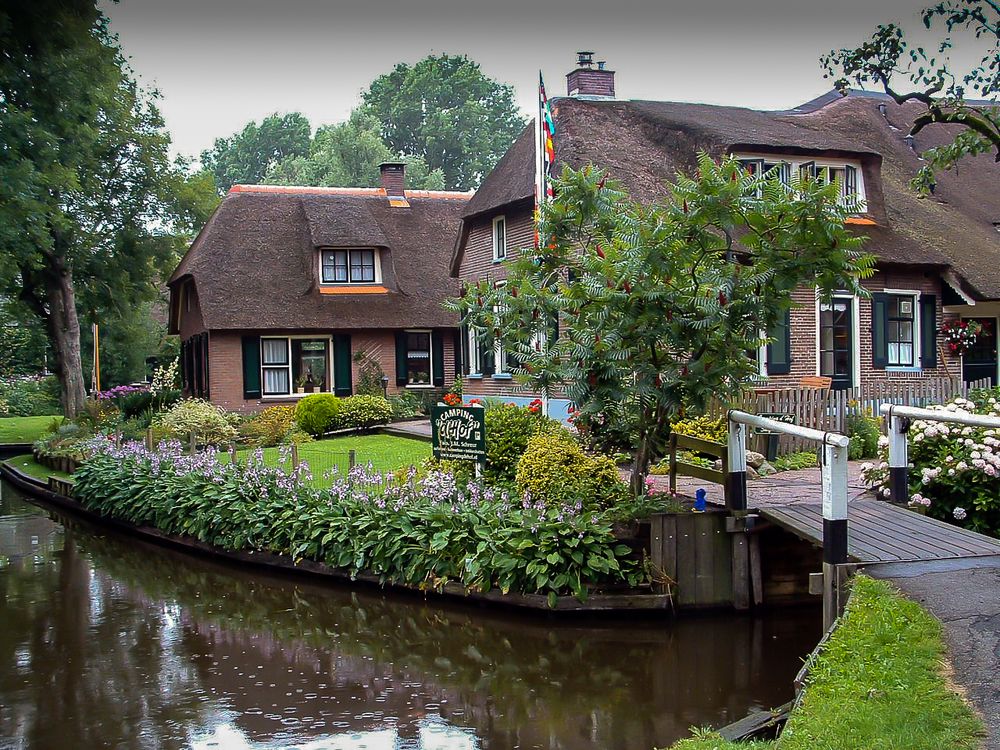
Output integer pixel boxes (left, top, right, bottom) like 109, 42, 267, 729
759, 500, 1000, 564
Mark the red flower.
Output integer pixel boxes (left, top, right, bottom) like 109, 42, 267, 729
469, 398, 482, 405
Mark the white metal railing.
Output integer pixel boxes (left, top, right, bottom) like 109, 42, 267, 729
880, 403, 1000, 505
728, 410, 851, 628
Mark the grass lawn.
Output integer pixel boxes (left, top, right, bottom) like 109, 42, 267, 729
668, 575, 983, 750
0, 415, 61, 444
227, 433, 432, 487
3, 453, 72, 483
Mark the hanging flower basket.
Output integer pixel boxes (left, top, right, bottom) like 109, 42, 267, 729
939, 319, 984, 357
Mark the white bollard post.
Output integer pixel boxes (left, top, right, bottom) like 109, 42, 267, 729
886, 406, 909, 505
821, 441, 849, 629
726, 414, 747, 512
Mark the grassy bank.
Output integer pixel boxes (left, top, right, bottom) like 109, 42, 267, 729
3, 454, 72, 483
0, 416, 60, 444
225, 433, 432, 487
668, 575, 983, 750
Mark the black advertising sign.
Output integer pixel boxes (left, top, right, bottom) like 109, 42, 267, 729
431, 405, 486, 462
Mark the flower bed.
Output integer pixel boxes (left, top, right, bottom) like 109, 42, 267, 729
72, 438, 642, 603
862, 392, 1000, 537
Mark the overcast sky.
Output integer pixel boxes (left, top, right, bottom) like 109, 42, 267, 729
100, 0, 989, 161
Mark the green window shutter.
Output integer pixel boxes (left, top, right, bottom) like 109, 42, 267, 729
920, 295, 938, 369
333, 334, 353, 396
872, 293, 889, 369
548, 312, 559, 347
432, 331, 445, 386
241, 335, 261, 398
395, 331, 408, 386
766, 310, 792, 375
845, 165, 858, 198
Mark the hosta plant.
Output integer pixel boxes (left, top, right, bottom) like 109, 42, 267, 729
72, 438, 642, 603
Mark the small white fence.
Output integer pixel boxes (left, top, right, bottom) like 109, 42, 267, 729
715, 377, 992, 454
727, 411, 851, 629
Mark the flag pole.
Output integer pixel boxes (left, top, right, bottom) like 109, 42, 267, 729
535, 72, 550, 418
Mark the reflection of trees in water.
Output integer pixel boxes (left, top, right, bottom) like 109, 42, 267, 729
0, 488, 215, 749
76, 522, 821, 750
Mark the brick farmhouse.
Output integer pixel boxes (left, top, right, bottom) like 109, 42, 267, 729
171, 59, 1000, 416
451, 59, 1000, 418
167, 165, 468, 412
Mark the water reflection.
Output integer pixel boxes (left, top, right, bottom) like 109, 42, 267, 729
0, 482, 821, 749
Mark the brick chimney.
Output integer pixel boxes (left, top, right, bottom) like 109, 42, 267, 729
566, 51, 615, 99
379, 162, 406, 198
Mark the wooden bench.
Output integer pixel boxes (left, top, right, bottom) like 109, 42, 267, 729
798, 375, 832, 390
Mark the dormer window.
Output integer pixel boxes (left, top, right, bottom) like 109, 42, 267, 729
320, 249, 378, 284
803, 163, 859, 203
735, 154, 866, 213
739, 159, 790, 186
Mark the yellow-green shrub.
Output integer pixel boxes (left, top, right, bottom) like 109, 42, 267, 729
153, 398, 238, 445
515, 430, 626, 508
670, 415, 727, 444
294, 394, 342, 436
240, 406, 299, 447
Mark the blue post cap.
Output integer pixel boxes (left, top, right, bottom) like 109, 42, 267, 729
694, 488, 707, 512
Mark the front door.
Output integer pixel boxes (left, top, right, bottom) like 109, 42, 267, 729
819, 298, 853, 391
962, 318, 997, 386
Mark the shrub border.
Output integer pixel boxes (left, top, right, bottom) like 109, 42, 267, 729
0, 458, 673, 616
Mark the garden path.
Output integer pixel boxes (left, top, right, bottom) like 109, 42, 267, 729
868, 557, 1000, 750
643, 461, 871, 508
383, 420, 432, 440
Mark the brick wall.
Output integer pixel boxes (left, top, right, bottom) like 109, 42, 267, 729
767, 267, 961, 389
177, 281, 206, 340
457, 207, 534, 286
207, 328, 457, 414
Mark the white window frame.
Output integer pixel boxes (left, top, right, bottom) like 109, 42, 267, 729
733, 153, 867, 213
884, 289, 922, 369
318, 248, 382, 285
492, 215, 507, 263
814, 291, 861, 387
467, 326, 483, 376
260, 335, 334, 399
492, 281, 509, 376
403, 329, 434, 388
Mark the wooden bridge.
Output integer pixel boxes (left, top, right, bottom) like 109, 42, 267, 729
761, 500, 1000, 564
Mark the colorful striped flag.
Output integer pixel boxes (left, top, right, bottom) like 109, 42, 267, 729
539, 72, 556, 199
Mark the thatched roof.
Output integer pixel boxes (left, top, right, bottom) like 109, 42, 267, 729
169, 186, 470, 332
455, 91, 1000, 297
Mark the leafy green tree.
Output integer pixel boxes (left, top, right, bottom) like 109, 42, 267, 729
0, 1, 184, 416
200, 112, 312, 192
823, 0, 999, 191
266, 109, 445, 189
0, 303, 49, 377
451, 160, 874, 494
363, 54, 526, 190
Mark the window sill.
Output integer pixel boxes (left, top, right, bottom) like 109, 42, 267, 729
886, 366, 922, 373
466, 373, 483, 380
261, 391, 332, 401
405, 384, 435, 389
492, 258, 505, 264
319, 285, 388, 295
491, 373, 513, 380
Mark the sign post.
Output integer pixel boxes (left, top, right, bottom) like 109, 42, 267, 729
431, 404, 487, 469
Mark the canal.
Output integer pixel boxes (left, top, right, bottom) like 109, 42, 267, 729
0, 481, 822, 749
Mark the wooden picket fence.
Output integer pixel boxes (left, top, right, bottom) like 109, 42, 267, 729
708, 377, 993, 455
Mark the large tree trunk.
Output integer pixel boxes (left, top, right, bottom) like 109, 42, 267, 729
43, 260, 88, 418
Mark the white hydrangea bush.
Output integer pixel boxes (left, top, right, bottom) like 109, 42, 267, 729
861, 391, 1000, 536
